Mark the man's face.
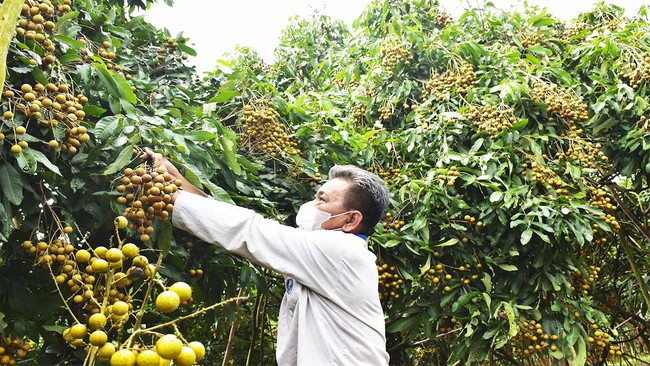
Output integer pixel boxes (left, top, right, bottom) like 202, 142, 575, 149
314, 177, 353, 231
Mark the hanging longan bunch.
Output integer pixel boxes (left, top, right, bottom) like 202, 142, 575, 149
433, 9, 452, 27
1, 82, 90, 154
352, 103, 366, 120
239, 100, 300, 157
531, 81, 589, 122
380, 35, 411, 74
115, 164, 181, 242
587, 186, 620, 232
380, 211, 405, 231
587, 324, 622, 364
556, 124, 608, 168
16, 0, 58, 67
422, 61, 476, 101
570, 265, 600, 296
377, 264, 403, 300
378, 106, 393, 121
622, 53, 650, 90
509, 319, 558, 358
463, 104, 518, 137
519, 31, 543, 48
0, 337, 32, 365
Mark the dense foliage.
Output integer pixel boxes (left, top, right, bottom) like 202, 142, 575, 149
0, 0, 649, 365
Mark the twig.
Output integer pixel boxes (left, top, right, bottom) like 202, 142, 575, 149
222, 288, 246, 366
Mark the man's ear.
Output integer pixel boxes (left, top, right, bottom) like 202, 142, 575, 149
342, 211, 363, 233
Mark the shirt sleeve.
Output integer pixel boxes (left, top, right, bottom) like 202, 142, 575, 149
171, 191, 363, 296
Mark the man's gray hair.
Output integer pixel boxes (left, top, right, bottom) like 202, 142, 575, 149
328, 165, 390, 234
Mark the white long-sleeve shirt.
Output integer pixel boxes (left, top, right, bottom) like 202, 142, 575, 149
172, 191, 390, 365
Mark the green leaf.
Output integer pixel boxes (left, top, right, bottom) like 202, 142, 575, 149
0, 163, 24, 205
496, 264, 518, 272
521, 228, 533, 245
113, 73, 137, 103
489, 191, 503, 203
219, 135, 241, 175
157, 221, 173, 257
102, 145, 134, 175
574, 336, 586, 366
208, 91, 239, 103
386, 316, 420, 333
435, 238, 458, 247
27, 149, 61, 176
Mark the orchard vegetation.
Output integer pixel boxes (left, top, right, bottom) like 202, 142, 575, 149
0, 0, 649, 364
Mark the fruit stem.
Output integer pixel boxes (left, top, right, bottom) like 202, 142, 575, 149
48, 266, 80, 324
128, 252, 164, 347
128, 295, 248, 340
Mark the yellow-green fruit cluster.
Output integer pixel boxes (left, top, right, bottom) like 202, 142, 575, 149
240, 101, 300, 157
0, 337, 32, 366
622, 53, 650, 89
437, 315, 461, 334
587, 187, 620, 231
352, 103, 366, 120
380, 36, 411, 73
423, 61, 476, 101
16, 0, 58, 66
2, 83, 89, 154
380, 211, 405, 231
463, 104, 517, 137
436, 166, 460, 186
523, 161, 560, 188
531, 81, 589, 122
20, 237, 149, 320
519, 31, 543, 48
377, 264, 402, 300
378, 106, 393, 121
433, 9, 451, 27
116, 165, 180, 242
587, 324, 622, 364
556, 124, 607, 168
571, 265, 600, 296
510, 319, 559, 358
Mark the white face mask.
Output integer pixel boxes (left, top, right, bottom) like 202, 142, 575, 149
296, 201, 352, 231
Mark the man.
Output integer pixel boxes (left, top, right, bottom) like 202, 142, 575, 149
143, 151, 390, 365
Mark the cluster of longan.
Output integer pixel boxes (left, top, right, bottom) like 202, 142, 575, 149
352, 103, 367, 120
380, 36, 411, 73
587, 324, 622, 364
587, 187, 620, 231
21, 234, 155, 316
156, 36, 189, 63
571, 265, 600, 296
622, 53, 650, 90
333, 78, 359, 89
96, 334, 205, 366
1, 83, 89, 154
436, 166, 460, 187
379, 106, 393, 121
422, 61, 476, 101
0, 337, 31, 366
433, 9, 452, 27
413, 347, 437, 366
115, 165, 181, 242
239, 101, 300, 157
15, 0, 58, 68
377, 167, 401, 183
60, 279, 204, 365
556, 124, 607, 168
380, 211, 405, 231
437, 315, 461, 334
510, 319, 560, 358
531, 81, 589, 122
463, 104, 518, 137
426, 261, 482, 294
521, 161, 562, 191
377, 264, 403, 300
519, 31, 543, 48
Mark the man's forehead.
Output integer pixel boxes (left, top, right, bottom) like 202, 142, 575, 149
318, 177, 351, 196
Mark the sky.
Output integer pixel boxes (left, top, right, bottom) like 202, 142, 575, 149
137, 0, 647, 74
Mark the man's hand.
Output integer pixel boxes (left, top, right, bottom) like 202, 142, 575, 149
140, 149, 208, 201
